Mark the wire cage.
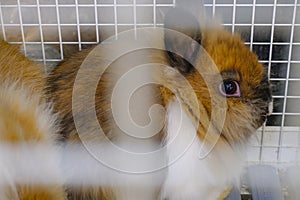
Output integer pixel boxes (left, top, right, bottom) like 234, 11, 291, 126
0, 0, 299, 198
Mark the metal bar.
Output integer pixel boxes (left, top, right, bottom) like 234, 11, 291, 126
94, 0, 99, 43
249, 0, 256, 51
113, 0, 118, 39
1, 3, 299, 8
2, 22, 300, 28
153, 0, 156, 27
55, 0, 64, 60
133, 0, 137, 38
277, 0, 298, 162
268, 0, 278, 79
0, 4, 177, 8
17, 0, 27, 55
36, 0, 47, 68
231, 0, 236, 33
212, 0, 216, 17
0, 2, 6, 41
74, 0, 82, 51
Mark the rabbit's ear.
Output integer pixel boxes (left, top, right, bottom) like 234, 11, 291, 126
164, 7, 202, 74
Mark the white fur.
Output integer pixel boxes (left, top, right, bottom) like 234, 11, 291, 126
0, 82, 58, 142
0, 82, 63, 198
0, 160, 19, 200
161, 100, 244, 200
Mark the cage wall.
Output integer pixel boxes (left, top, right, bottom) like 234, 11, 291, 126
0, 0, 299, 168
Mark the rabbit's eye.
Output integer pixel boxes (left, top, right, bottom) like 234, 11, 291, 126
219, 80, 240, 98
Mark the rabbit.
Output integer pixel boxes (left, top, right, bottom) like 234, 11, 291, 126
47, 3, 272, 200
0, 39, 66, 199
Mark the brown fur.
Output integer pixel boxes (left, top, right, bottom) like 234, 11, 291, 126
47, 46, 165, 199
0, 40, 45, 95
47, 7, 271, 200
0, 39, 66, 199
160, 26, 271, 145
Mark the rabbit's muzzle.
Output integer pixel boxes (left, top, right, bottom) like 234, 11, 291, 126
257, 96, 273, 128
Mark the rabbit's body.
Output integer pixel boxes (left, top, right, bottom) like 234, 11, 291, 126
158, 10, 272, 198
0, 40, 45, 95
160, 100, 241, 200
47, 5, 272, 200
0, 39, 66, 199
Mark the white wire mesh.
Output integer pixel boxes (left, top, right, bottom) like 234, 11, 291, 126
0, 0, 299, 168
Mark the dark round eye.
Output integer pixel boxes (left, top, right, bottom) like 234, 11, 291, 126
219, 80, 241, 98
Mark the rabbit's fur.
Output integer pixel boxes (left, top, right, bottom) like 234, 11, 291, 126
0, 39, 66, 199
47, 6, 272, 200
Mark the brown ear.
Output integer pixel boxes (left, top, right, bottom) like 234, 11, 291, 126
164, 7, 202, 74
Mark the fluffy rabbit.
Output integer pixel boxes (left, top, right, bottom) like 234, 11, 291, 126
159, 7, 272, 200
0, 39, 66, 199
47, 4, 272, 200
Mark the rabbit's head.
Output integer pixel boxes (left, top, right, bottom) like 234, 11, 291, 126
161, 7, 272, 145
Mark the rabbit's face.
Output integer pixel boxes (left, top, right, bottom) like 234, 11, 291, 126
163, 8, 272, 144
201, 28, 272, 143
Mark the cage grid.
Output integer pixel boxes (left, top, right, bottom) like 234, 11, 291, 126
0, 0, 299, 169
